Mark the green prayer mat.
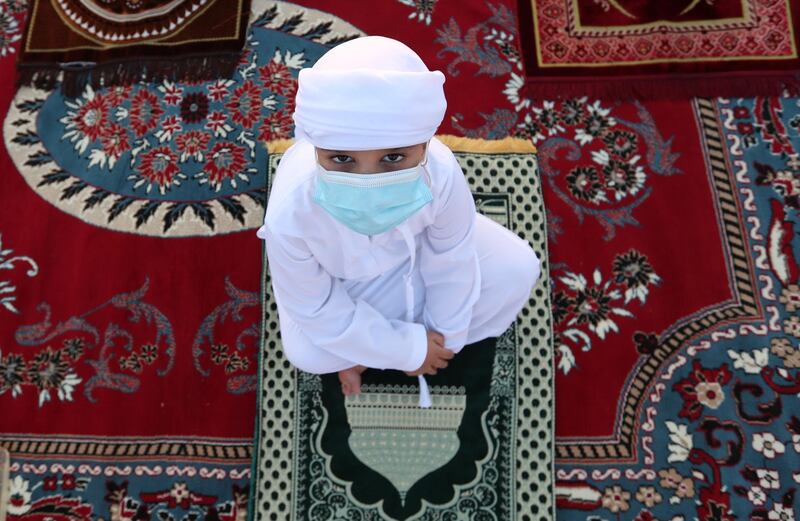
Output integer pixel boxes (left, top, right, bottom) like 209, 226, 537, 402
250, 136, 554, 521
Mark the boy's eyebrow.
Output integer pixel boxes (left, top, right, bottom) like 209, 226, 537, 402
326, 147, 411, 154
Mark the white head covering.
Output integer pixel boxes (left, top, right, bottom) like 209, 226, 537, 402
292, 36, 447, 150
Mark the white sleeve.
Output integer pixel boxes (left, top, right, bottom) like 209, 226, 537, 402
263, 225, 428, 372
419, 156, 481, 352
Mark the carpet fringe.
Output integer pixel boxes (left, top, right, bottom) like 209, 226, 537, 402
16, 53, 242, 98
264, 135, 537, 155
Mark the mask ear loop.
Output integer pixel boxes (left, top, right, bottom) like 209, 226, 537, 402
314, 148, 322, 169
420, 140, 432, 187
314, 148, 334, 176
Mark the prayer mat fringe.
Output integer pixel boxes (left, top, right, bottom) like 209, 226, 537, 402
264, 135, 537, 154
16, 52, 242, 98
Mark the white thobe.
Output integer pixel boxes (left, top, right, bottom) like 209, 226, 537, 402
256, 138, 541, 400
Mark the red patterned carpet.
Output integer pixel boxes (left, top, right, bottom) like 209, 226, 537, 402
2, 1, 799, 520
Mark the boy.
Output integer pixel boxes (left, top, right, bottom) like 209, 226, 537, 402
256, 36, 540, 406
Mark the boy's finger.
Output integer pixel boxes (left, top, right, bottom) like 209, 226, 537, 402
434, 359, 448, 369
438, 348, 455, 359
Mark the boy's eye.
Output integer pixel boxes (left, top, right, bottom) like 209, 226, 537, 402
383, 153, 404, 163
330, 155, 353, 164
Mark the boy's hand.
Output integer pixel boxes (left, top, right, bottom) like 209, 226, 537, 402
338, 365, 367, 396
405, 330, 454, 376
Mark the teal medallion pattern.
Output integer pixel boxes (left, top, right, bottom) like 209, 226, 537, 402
251, 146, 554, 521
3, 1, 362, 237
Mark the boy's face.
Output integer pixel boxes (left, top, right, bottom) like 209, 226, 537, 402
316, 143, 426, 174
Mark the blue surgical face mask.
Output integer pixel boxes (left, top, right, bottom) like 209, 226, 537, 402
312, 146, 433, 236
